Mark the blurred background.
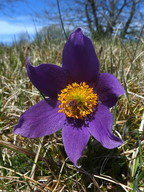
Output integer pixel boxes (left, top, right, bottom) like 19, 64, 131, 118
0, 0, 144, 44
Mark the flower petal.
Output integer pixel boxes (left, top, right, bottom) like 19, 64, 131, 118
96, 73, 124, 108
62, 123, 90, 166
62, 28, 100, 83
88, 104, 123, 149
14, 99, 65, 138
27, 57, 69, 99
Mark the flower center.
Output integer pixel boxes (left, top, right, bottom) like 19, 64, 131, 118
58, 82, 98, 119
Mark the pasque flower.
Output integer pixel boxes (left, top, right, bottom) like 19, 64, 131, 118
14, 28, 124, 166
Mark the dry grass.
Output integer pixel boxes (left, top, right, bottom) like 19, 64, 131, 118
0, 35, 144, 192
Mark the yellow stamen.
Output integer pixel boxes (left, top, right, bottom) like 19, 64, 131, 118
58, 82, 98, 119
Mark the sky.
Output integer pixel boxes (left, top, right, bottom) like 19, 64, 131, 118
0, 0, 143, 44
0, 0, 64, 44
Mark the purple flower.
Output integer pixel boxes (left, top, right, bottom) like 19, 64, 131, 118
14, 28, 124, 166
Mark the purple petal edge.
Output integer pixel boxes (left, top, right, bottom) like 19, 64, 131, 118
62, 124, 90, 166
26, 57, 68, 98
62, 28, 100, 83
96, 73, 124, 108
88, 104, 123, 149
14, 99, 65, 138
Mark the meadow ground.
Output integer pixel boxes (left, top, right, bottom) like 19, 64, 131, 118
0, 35, 144, 191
